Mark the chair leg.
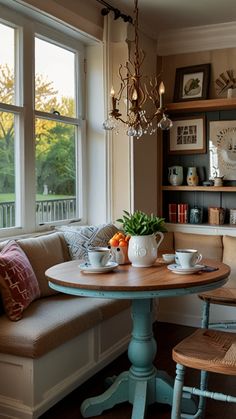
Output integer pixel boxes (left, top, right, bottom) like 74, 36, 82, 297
198, 370, 208, 418
201, 300, 210, 329
171, 364, 185, 419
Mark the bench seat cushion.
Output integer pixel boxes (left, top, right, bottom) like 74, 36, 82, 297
0, 294, 130, 358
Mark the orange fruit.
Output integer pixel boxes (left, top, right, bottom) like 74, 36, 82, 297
109, 238, 119, 247
116, 232, 125, 241
118, 240, 128, 247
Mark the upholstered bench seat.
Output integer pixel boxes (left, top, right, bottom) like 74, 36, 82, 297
0, 295, 130, 358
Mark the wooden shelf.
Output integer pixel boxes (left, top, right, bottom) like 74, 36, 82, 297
166, 98, 236, 114
162, 186, 236, 192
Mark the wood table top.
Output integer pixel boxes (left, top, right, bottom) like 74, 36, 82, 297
46, 259, 230, 292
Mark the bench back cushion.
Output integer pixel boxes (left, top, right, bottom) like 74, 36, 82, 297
17, 232, 70, 297
222, 235, 236, 286
174, 232, 223, 261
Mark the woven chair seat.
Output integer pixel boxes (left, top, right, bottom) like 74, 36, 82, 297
173, 328, 236, 375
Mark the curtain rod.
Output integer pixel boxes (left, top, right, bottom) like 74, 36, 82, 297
95, 0, 133, 23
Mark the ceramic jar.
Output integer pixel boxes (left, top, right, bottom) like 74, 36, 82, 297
168, 166, 183, 186
187, 167, 199, 186
190, 207, 203, 224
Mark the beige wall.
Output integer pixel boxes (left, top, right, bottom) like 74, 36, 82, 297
162, 48, 236, 103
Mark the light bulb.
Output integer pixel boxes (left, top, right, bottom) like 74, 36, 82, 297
110, 86, 115, 97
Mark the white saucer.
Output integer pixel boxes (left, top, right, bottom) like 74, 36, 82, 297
79, 261, 118, 273
167, 264, 205, 275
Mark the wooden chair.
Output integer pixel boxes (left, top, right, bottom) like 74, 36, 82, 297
199, 287, 236, 329
171, 328, 236, 419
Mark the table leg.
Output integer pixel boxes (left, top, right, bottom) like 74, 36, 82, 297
81, 298, 196, 418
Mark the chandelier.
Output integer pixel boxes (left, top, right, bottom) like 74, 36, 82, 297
103, 0, 172, 138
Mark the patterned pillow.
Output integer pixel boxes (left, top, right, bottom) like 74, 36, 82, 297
0, 241, 40, 321
59, 224, 118, 260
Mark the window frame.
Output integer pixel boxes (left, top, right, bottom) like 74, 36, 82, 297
0, 5, 86, 238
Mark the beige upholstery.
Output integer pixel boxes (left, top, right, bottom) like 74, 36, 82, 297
222, 235, 236, 287
0, 294, 130, 358
17, 232, 71, 297
174, 232, 223, 261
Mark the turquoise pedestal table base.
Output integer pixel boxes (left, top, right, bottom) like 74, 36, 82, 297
81, 299, 196, 418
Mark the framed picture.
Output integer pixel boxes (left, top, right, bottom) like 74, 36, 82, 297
168, 116, 206, 154
209, 120, 236, 180
173, 64, 211, 102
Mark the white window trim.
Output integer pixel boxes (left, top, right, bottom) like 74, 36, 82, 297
0, 3, 87, 238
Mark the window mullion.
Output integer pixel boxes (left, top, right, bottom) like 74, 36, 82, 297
21, 22, 36, 232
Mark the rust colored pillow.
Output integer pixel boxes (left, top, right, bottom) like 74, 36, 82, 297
0, 241, 40, 321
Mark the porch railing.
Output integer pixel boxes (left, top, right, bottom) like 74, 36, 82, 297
0, 198, 76, 228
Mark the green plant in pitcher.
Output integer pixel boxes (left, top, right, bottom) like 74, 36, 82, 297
117, 210, 166, 236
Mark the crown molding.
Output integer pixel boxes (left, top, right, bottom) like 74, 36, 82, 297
157, 21, 236, 56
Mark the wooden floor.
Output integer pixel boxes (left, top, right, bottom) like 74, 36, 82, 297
40, 322, 236, 419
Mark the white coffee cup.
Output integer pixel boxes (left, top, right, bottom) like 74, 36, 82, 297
162, 253, 176, 264
88, 247, 111, 268
175, 249, 202, 269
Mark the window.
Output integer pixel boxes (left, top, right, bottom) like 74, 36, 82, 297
0, 8, 85, 234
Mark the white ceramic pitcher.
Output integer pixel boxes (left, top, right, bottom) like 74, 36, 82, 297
128, 233, 164, 267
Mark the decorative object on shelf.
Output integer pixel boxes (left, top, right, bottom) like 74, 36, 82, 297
116, 210, 166, 267
173, 64, 211, 102
215, 70, 236, 96
169, 116, 206, 154
187, 167, 199, 186
227, 88, 236, 98
190, 207, 203, 224
197, 166, 206, 185
103, 0, 172, 138
168, 203, 177, 223
208, 207, 225, 225
177, 203, 188, 224
168, 166, 183, 186
209, 120, 236, 180
230, 209, 236, 225
213, 176, 224, 187
202, 180, 214, 186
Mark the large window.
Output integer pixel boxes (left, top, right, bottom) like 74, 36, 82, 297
0, 10, 84, 234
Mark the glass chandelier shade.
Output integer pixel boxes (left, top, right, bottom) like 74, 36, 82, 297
103, 0, 172, 138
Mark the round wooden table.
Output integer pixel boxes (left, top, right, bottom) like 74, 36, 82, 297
46, 259, 230, 419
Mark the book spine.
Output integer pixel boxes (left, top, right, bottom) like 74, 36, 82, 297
178, 203, 188, 223
169, 203, 177, 223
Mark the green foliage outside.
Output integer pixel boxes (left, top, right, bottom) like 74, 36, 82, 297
0, 63, 76, 197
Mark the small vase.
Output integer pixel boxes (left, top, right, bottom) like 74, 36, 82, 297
168, 166, 183, 186
187, 167, 199, 186
128, 233, 164, 267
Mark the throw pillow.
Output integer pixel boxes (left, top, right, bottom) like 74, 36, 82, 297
59, 223, 118, 260
0, 240, 40, 321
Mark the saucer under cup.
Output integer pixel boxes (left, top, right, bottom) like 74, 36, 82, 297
175, 249, 202, 269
